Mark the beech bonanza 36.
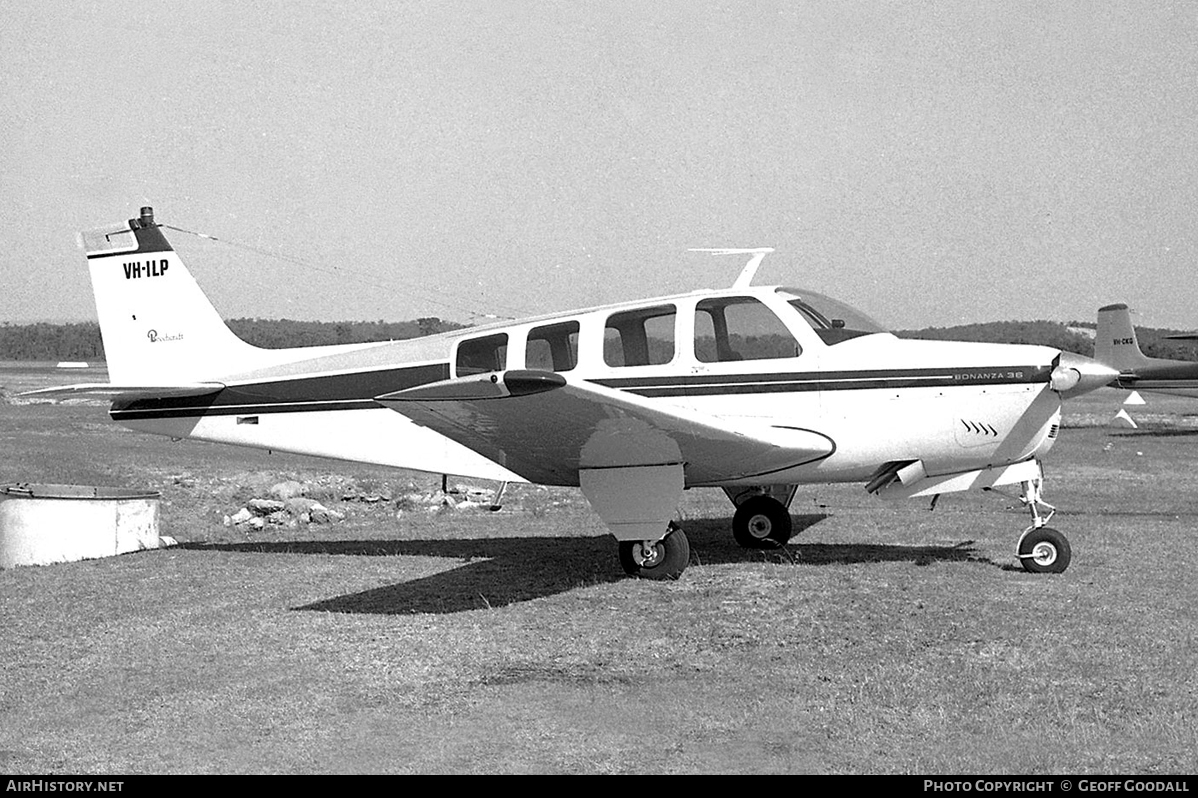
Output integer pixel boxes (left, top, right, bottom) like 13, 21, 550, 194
1095, 303, 1198, 398
32, 207, 1119, 580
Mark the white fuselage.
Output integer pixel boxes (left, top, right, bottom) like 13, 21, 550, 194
112, 285, 1062, 491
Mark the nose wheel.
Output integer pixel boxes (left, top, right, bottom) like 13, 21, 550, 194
1017, 527, 1071, 574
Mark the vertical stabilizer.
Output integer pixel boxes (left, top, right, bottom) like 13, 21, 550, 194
82, 207, 263, 384
1095, 303, 1153, 372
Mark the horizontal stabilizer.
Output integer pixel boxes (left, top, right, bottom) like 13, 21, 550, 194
377, 370, 834, 486
20, 382, 225, 399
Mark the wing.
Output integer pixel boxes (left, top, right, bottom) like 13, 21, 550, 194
375, 370, 833, 486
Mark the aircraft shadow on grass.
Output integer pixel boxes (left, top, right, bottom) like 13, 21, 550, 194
186, 513, 997, 615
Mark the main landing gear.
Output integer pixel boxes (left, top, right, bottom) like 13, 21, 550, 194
732, 495, 793, 548
618, 522, 690, 580
726, 487, 798, 549
999, 476, 1072, 574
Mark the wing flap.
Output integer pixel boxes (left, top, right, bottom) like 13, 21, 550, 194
376, 370, 833, 485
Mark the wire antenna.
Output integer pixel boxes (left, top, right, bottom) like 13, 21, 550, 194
688, 247, 775, 288
161, 224, 523, 322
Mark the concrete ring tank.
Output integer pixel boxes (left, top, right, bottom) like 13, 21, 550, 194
0, 483, 163, 568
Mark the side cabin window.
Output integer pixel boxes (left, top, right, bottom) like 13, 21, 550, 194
694, 297, 802, 362
604, 305, 676, 367
525, 321, 580, 372
455, 333, 508, 376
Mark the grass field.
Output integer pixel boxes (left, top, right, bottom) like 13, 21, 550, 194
1, 365, 1196, 774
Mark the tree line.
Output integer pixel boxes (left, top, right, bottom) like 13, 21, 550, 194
897, 320, 1198, 361
896, 321, 1097, 356
2, 317, 1195, 362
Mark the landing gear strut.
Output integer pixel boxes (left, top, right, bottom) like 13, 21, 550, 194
1012, 476, 1071, 574
618, 522, 691, 580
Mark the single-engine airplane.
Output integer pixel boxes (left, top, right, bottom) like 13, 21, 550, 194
31, 207, 1119, 579
1096, 304, 1198, 398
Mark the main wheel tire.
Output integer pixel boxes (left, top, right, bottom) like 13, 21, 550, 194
618, 525, 690, 580
1018, 527, 1071, 574
732, 496, 793, 549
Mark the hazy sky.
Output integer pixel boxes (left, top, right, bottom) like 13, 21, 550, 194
3, 1, 1196, 330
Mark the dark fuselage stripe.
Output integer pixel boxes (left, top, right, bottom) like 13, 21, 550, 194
594, 365, 1051, 397
113, 399, 377, 419
110, 363, 449, 421
111, 363, 1050, 421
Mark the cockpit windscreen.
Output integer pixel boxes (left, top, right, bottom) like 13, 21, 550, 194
777, 288, 886, 344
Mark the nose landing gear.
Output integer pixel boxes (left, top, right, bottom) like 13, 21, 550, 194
1009, 476, 1071, 574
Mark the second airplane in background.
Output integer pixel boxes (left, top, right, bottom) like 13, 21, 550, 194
1096, 304, 1198, 399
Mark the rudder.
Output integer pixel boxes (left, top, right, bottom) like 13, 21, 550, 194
81, 207, 263, 384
